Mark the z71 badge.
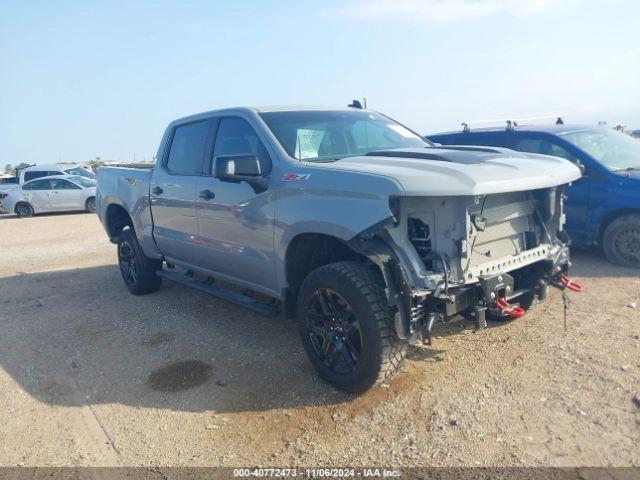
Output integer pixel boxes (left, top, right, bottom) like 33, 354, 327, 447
282, 173, 311, 182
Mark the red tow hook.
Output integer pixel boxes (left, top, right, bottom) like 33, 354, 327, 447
496, 298, 526, 318
556, 274, 584, 293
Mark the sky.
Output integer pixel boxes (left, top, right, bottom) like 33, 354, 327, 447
1, 0, 639, 168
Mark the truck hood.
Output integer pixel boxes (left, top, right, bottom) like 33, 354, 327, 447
313, 146, 582, 196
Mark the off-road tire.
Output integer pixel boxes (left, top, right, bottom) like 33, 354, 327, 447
85, 197, 96, 213
602, 214, 640, 268
296, 261, 407, 393
117, 228, 162, 295
15, 202, 34, 218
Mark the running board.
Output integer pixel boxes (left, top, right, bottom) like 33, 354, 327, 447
156, 269, 279, 317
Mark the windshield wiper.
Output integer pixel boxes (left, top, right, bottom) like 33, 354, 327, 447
613, 167, 640, 172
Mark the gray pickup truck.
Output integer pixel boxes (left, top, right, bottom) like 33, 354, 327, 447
97, 105, 582, 392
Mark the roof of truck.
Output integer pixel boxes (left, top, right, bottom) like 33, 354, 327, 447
171, 105, 369, 125
20, 163, 83, 171
252, 105, 360, 113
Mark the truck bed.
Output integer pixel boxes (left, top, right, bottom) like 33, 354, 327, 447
95, 166, 154, 242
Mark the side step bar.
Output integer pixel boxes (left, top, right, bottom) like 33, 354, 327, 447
156, 269, 279, 317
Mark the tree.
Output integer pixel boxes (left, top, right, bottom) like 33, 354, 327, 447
3, 164, 13, 174
14, 162, 30, 170
88, 157, 105, 167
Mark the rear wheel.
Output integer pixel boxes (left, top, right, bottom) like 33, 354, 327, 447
602, 214, 640, 268
296, 261, 407, 393
85, 197, 96, 213
15, 203, 34, 218
117, 228, 162, 295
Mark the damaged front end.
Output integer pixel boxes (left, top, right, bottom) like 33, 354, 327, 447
351, 186, 583, 345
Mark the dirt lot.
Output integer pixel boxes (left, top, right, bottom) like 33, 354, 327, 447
0, 212, 638, 467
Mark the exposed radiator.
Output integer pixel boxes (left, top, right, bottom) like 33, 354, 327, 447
467, 192, 535, 269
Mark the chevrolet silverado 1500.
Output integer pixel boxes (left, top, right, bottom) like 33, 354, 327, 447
97, 105, 582, 392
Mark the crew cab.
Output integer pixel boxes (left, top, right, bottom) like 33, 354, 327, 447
97, 106, 582, 392
428, 121, 640, 267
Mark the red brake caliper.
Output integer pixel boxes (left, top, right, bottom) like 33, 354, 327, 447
496, 298, 526, 318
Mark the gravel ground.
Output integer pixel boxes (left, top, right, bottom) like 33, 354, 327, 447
0, 212, 638, 467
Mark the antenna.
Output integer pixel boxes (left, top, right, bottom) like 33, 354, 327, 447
348, 99, 363, 109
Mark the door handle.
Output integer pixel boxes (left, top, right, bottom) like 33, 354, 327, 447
199, 189, 215, 200
151, 186, 163, 195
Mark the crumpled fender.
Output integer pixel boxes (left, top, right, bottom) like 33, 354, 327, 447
272, 163, 404, 289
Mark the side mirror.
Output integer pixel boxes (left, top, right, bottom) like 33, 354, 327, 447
214, 155, 268, 193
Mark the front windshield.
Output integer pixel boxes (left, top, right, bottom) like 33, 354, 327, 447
560, 128, 640, 171
64, 166, 95, 178
69, 176, 96, 187
260, 110, 430, 161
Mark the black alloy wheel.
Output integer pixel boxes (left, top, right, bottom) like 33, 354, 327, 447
305, 288, 362, 375
118, 239, 138, 286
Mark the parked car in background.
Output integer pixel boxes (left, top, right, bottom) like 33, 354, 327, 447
428, 122, 640, 268
0, 175, 19, 212
0, 164, 95, 213
1, 163, 94, 192
3, 175, 97, 218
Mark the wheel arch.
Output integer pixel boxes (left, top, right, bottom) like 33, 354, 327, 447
282, 232, 373, 318
105, 203, 134, 242
597, 207, 640, 245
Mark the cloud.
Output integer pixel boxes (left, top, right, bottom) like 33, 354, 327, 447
337, 0, 569, 23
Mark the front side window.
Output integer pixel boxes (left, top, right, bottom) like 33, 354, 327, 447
514, 138, 580, 163
68, 176, 96, 187
260, 110, 429, 161
51, 179, 81, 190
166, 120, 210, 174
64, 166, 95, 179
24, 170, 64, 182
23, 179, 51, 191
24, 171, 47, 182
560, 128, 640, 172
213, 118, 271, 173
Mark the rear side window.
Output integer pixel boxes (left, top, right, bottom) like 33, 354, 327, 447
166, 120, 211, 174
24, 170, 63, 182
455, 135, 511, 148
514, 139, 579, 163
213, 118, 272, 174
23, 179, 51, 190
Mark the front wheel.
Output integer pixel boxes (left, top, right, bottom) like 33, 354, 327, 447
296, 261, 407, 393
117, 228, 162, 295
85, 197, 96, 213
602, 214, 640, 268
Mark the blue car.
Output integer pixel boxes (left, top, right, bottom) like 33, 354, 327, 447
428, 122, 640, 267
